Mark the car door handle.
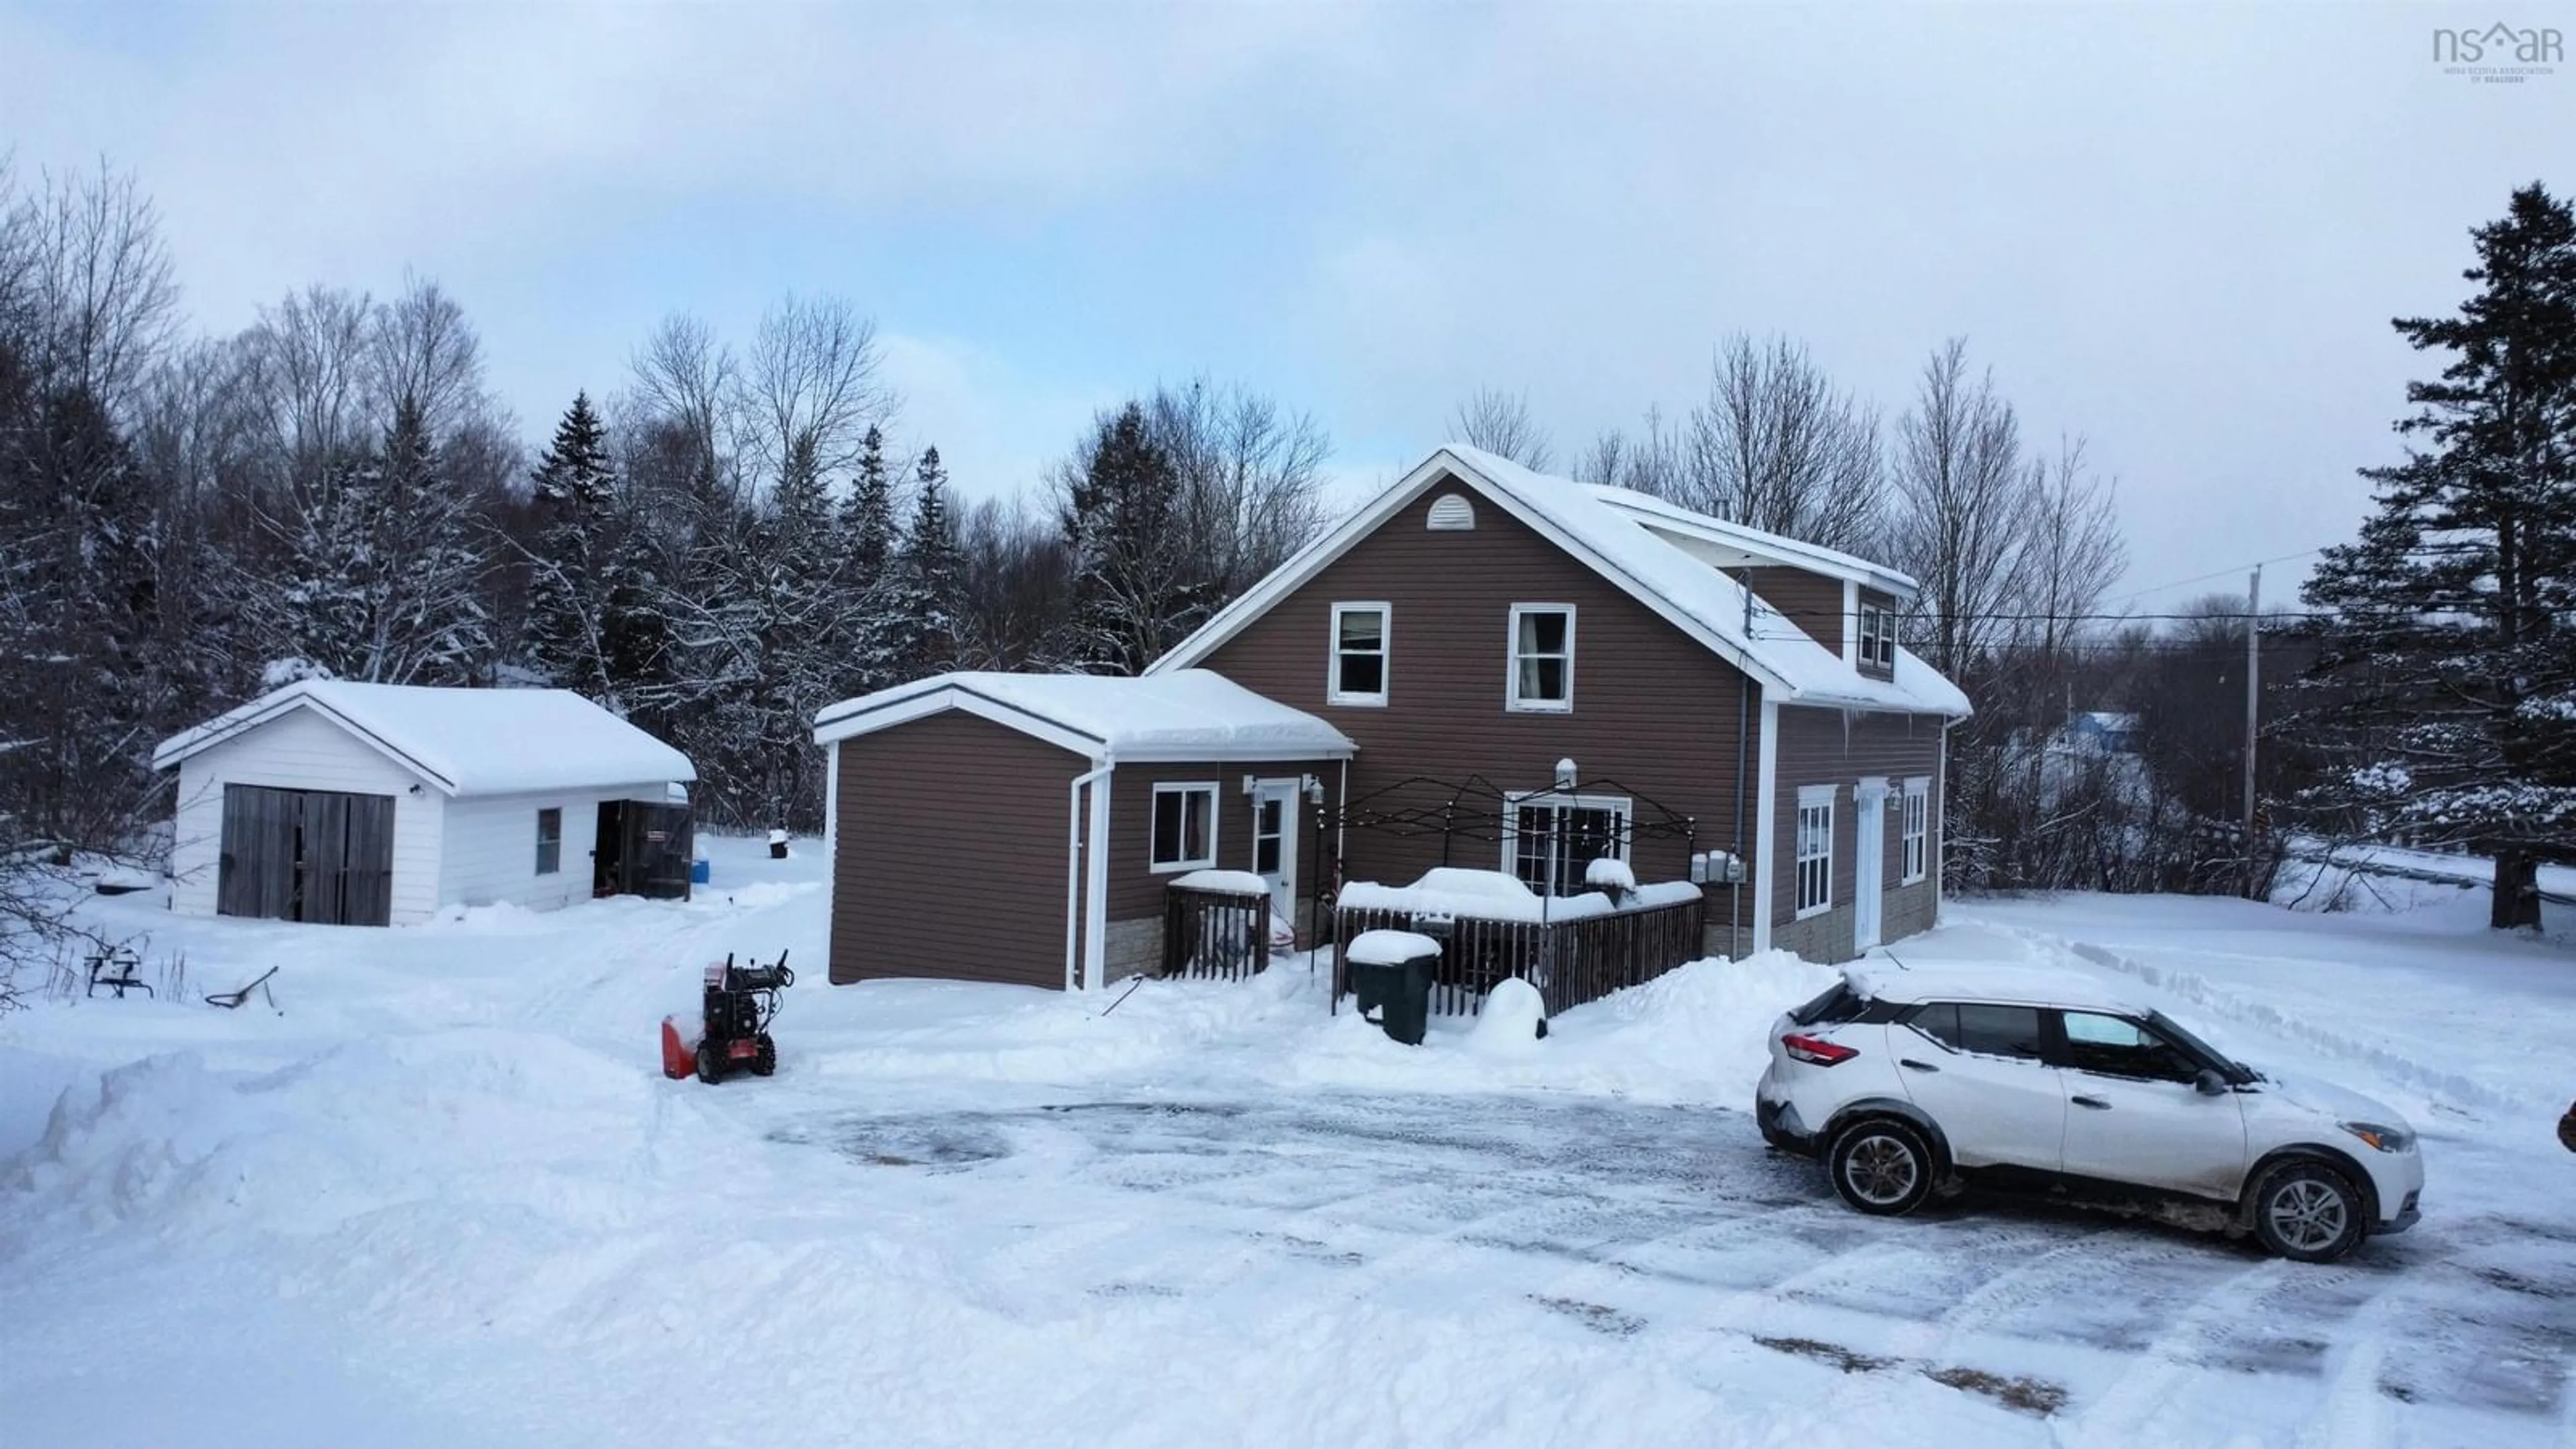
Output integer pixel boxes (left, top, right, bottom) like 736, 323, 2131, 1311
2072, 1095, 2112, 1110
1898, 1058, 1939, 1073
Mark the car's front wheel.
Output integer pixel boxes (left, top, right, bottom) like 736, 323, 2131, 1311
2248, 1159, 2366, 1263
1829, 1118, 1937, 1216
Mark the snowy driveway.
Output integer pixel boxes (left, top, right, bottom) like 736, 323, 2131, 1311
772, 1086, 2573, 1443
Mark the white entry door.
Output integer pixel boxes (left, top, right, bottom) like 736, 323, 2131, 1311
1854, 780, 1886, 951
1251, 780, 1301, 921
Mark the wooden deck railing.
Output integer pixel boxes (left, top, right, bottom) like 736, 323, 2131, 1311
1161, 882, 1274, 981
1331, 892, 1705, 1018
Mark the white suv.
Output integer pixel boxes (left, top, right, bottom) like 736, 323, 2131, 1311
1755, 964, 2423, 1263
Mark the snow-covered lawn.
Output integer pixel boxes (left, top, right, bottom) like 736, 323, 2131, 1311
3, 841, 2571, 1448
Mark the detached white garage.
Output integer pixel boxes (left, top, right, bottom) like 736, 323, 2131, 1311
154, 681, 697, 926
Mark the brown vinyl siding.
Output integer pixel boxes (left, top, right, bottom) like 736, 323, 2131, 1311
1771, 705, 1944, 959
1107, 759, 1339, 920
1744, 566, 1845, 657
1197, 480, 1756, 906
829, 710, 1085, 988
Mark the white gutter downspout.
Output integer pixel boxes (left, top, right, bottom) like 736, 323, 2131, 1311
1066, 760, 1113, 992
1752, 696, 1780, 956
1935, 718, 1951, 923
823, 742, 841, 861
1085, 757, 1114, 992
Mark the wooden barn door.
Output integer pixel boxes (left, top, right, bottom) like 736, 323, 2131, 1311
218, 784, 395, 925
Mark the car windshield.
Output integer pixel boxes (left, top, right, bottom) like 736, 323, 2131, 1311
2147, 1009, 2256, 1083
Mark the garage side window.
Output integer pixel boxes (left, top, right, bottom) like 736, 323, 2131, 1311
536, 808, 562, 875
1150, 784, 1217, 872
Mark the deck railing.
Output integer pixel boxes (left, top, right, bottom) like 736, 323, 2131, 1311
1331, 891, 1705, 1018
1161, 881, 1274, 981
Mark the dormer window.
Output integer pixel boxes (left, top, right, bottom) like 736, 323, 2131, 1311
1858, 604, 1895, 669
1329, 602, 1390, 706
1507, 604, 1575, 712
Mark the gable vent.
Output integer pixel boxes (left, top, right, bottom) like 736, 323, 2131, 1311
1426, 494, 1477, 531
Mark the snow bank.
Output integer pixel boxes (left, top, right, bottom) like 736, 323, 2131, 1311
5, 1029, 663, 1238
1285, 952, 1837, 1102
1462, 977, 1546, 1055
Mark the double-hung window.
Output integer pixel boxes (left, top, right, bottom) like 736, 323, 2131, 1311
1858, 605, 1895, 669
1329, 602, 1389, 706
535, 808, 563, 875
1507, 604, 1575, 712
1794, 785, 1835, 918
1900, 777, 1929, 884
1150, 784, 1217, 872
1505, 792, 1631, 896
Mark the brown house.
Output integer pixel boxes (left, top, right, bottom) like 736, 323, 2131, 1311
812, 447, 1968, 991
811, 670, 1352, 989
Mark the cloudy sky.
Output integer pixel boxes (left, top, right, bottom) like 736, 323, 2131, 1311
6, 2, 2569, 613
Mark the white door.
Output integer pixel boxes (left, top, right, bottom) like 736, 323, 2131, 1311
2053, 1011, 2249, 1199
1854, 782, 1886, 951
1251, 780, 1300, 922
1893, 1003, 2068, 1173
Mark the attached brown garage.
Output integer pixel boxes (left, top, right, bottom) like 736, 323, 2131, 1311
812, 670, 1355, 991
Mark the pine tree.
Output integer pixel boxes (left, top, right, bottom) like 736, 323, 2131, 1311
2302, 182, 2576, 928
262, 399, 490, 686
523, 392, 627, 698
887, 445, 963, 680
1062, 402, 1199, 674
838, 424, 898, 583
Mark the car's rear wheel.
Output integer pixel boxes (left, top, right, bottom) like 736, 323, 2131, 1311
2249, 1159, 2365, 1263
1829, 1118, 1937, 1216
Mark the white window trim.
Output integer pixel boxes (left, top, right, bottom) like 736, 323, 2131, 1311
1505, 602, 1577, 714
1900, 775, 1930, 885
535, 807, 562, 877
1326, 601, 1391, 708
1794, 784, 1835, 920
1148, 782, 1220, 873
1501, 790, 1633, 895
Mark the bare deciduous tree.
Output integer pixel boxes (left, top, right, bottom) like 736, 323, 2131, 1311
1448, 386, 1554, 472
627, 312, 741, 496
743, 293, 892, 488
1574, 406, 1686, 496
239, 284, 376, 492
1677, 334, 1885, 553
367, 275, 492, 441
2019, 435, 2127, 658
1149, 375, 1333, 595
9, 158, 180, 416
1889, 338, 2033, 674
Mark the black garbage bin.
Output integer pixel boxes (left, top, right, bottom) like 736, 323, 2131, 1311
1346, 930, 1438, 1046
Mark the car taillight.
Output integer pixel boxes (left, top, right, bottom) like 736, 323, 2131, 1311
1782, 1032, 1857, 1066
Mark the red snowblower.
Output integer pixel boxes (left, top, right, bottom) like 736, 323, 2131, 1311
661, 951, 793, 1084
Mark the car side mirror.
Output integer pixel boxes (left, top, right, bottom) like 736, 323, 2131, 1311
2194, 1068, 2229, 1097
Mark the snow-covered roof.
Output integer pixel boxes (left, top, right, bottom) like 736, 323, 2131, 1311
152, 681, 696, 797
811, 669, 1357, 763
1150, 446, 1970, 719
1583, 483, 1920, 598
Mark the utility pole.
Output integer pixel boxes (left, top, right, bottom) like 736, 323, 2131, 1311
2241, 565, 2261, 898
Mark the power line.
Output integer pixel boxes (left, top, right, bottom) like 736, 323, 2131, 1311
2102, 545, 2337, 606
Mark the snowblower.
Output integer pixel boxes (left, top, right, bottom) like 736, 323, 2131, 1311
662, 950, 793, 1084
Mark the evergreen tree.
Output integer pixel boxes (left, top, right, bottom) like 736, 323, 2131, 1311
887, 445, 963, 679
838, 424, 898, 583
1062, 402, 1199, 674
2302, 182, 2576, 928
262, 398, 490, 685
523, 392, 629, 698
